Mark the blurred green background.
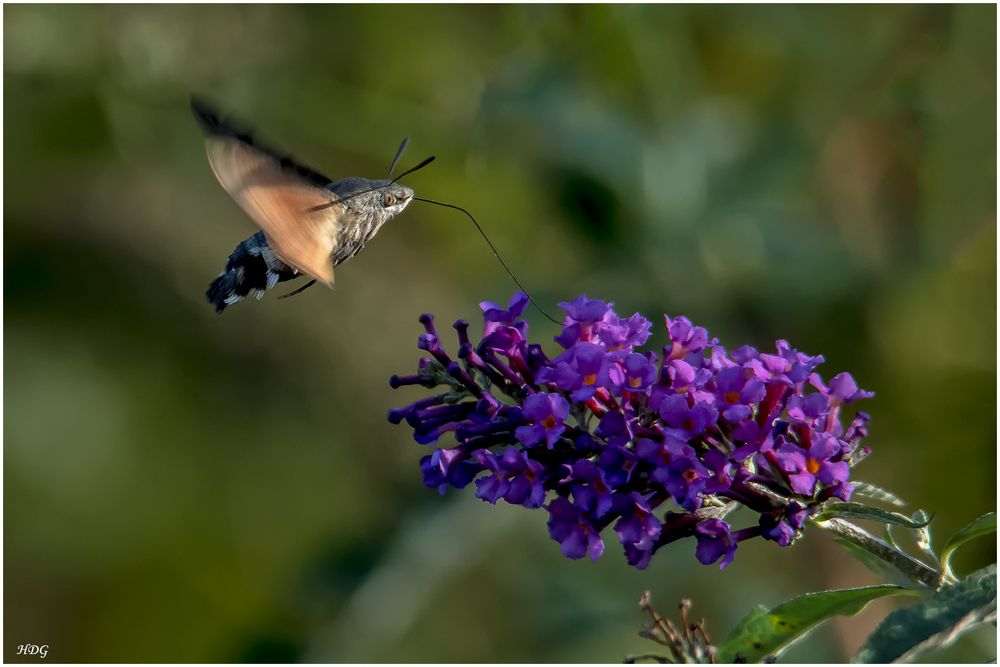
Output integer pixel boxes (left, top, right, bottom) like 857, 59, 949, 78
4, 4, 996, 663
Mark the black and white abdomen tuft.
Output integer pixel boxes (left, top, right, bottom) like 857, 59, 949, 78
206, 231, 302, 313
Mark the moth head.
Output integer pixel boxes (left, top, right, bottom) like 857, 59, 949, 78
378, 182, 414, 216
328, 177, 414, 218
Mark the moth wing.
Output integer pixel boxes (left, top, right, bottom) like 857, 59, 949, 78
192, 99, 341, 286
204, 138, 343, 286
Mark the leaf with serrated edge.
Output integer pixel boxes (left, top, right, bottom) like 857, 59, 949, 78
940, 512, 997, 580
853, 564, 996, 663
716, 585, 917, 663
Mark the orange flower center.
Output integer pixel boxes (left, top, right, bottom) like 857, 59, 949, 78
806, 457, 822, 475
583, 373, 598, 386
724, 391, 740, 403
628, 376, 643, 388
542, 416, 558, 430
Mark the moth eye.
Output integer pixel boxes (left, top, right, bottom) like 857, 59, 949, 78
383, 192, 396, 207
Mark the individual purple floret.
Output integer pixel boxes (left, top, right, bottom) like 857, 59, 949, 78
516, 392, 570, 448
547, 496, 606, 561
389, 293, 874, 570
694, 519, 738, 570
475, 446, 546, 508
537, 343, 613, 402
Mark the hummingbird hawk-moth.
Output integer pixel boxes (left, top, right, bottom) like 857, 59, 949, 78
193, 97, 559, 323
192, 98, 429, 312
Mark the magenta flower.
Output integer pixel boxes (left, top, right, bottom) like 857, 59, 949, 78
480, 291, 529, 326
563, 459, 615, 518
786, 392, 830, 424
598, 442, 638, 488
616, 352, 658, 394
774, 434, 850, 497
713, 365, 766, 422
596, 312, 653, 351
665, 315, 715, 361
538, 342, 613, 401
614, 492, 663, 569
555, 295, 612, 348
560, 294, 612, 324
761, 340, 825, 385
658, 395, 719, 439
815, 372, 875, 405
759, 502, 811, 546
515, 392, 570, 448
695, 519, 737, 569
547, 496, 605, 561
420, 448, 482, 496
662, 453, 712, 512
390, 292, 875, 570
595, 410, 632, 449
475, 446, 546, 508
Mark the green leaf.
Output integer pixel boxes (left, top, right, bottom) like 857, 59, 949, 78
716, 585, 918, 663
812, 502, 932, 529
938, 512, 997, 582
818, 517, 942, 588
833, 537, 924, 589
852, 481, 907, 508
853, 564, 997, 663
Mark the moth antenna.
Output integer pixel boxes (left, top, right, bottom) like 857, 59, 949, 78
390, 155, 435, 185
309, 155, 437, 214
277, 279, 318, 300
387, 137, 409, 177
412, 196, 561, 325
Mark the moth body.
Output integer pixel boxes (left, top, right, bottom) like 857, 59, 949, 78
192, 99, 414, 313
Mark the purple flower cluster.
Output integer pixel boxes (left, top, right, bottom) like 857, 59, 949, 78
389, 293, 874, 569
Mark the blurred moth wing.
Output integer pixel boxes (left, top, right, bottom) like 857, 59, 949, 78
193, 100, 342, 286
